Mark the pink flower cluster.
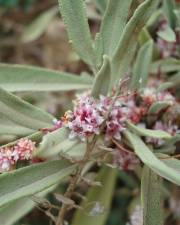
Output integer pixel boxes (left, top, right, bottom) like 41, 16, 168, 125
54, 89, 176, 142
0, 138, 35, 172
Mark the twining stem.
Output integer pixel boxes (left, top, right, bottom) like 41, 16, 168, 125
55, 136, 97, 225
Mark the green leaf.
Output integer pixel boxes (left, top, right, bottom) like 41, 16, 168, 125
0, 160, 76, 208
156, 153, 180, 171
72, 166, 116, 225
91, 55, 111, 98
0, 186, 56, 225
125, 131, 180, 185
22, 7, 58, 43
126, 121, 171, 139
131, 40, 153, 89
98, 0, 132, 58
35, 128, 86, 158
111, 0, 159, 86
91, 0, 107, 14
150, 58, 180, 74
157, 82, 174, 92
157, 26, 176, 42
138, 28, 152, 46
0, 64, 92, 92
0, 88, 54, 132
0, 113, 34, 135
58, 0, 95, 67
174, 10, 180, 27
163, 0, 176, 28
148, 101, 172, 115
141, 166, 164, 225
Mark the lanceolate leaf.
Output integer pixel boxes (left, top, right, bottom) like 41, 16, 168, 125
111, 0, 159, 86
156, 153, 180, 172
131, 40, 153, 89
91, 55, 111, 98
58, 0, 94, 67
92, 0, 107, 14
0, 88, 54, 131
99, 0, 132, 57
35, 128, 86, 158
141, 166, 164, 225
126, 121, 171, 139
0, 113, 34, 135
150, 58, 180, 74
22, 7, 58, 43
174, 10, 180, 27
0, 186, 56, 225
148, 101, 172, 115
125, 131, 180, 185
163, 0, 176, 28
0, 64, 92, 92
72, 166, 116, 225
0, 160, 76, 208
157, 25, 176, 42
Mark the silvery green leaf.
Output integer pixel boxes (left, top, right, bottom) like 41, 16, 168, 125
111, 0, 159, 87
58, 0, 95, 67
131, 40, 153, 89
35, 128, 86, 158
157, 82, 174, 92
157, 26, 176, 42
91, 0, 107, 14
0, 160, 76, 208
141, 166, 164, 225
174, 10, 180, 27
98, 0, 132, 58
125, 131, 180, 185
91, 55, 111, 98
148, 101, 172, 115
138, 28, 152, 46
150, 58, 180, 74
126, 121, 171, 139
0, 186, 56, 225
0, 88, 54, 132
163, 0, 176, 28
22, 7, 58, 43
155, 153, 180, 172
0, 64, 92, 92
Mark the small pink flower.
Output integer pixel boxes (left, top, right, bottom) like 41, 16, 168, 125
0, 138, 36, 173
66, 94, 104, 141
14, 138, 35, 160
113, 150, 140, 171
